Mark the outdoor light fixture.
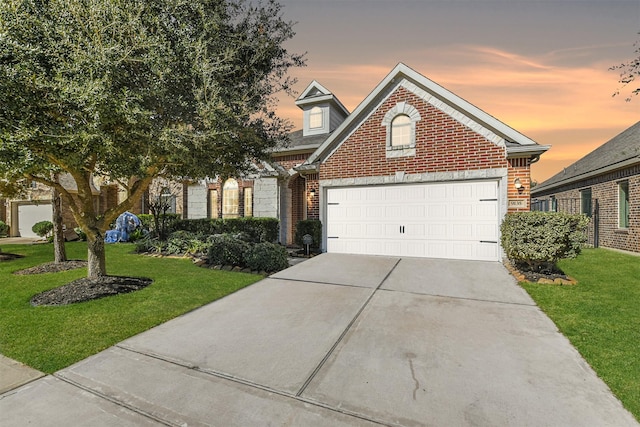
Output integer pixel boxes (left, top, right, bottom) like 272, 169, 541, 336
514, 178, 523, 190
310, 189, 316, 198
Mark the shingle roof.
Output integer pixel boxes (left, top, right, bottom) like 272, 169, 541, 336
273, 129, 329, 155
532, 121, 640, 195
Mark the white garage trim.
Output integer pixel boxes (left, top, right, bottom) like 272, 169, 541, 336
323, 180, 502, 262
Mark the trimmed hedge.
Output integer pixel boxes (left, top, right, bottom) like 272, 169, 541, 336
294, 219, 322, 250
0, 220, 8, 237
500, 211, 589, 270
172, 217, 279, 243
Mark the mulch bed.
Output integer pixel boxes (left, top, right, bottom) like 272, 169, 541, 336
504, 260, 577, 285
14, 260, 87, 275
30, 276, 153, 307
0, 253, 24, 261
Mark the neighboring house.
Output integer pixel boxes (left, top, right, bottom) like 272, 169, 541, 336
1, 174, 118, 238
531, 121, 640, 253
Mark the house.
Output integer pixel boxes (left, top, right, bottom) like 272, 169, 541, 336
159, 63, 548, 261
531, 121, 640, 253
292, 63, 549, 261
149, 80, 350, 245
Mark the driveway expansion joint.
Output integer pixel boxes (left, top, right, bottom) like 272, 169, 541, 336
54, 373, 175, 426
110, 344, 396, 426
296, 259, 402, 397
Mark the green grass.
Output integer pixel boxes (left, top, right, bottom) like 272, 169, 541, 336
522, 248, 640, 420
0, 241, 261, 373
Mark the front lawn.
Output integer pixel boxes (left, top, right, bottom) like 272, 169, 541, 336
522, 248, 640, 420
0, 241, 260, 373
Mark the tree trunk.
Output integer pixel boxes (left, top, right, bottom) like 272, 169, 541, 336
52, 187, 67, 263
87, 232, 107, 278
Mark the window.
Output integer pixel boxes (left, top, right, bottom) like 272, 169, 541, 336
391, 115, 412, 147
244, 187, 253, 217
160, 187, 176, 214
619, 181, 630, 228
550, 196, 557, 212
209, 189, 218, 219
222, 178, 239, 218
309, 106, 323, 129
382, 102, 420, 158
580, 188, 592, 217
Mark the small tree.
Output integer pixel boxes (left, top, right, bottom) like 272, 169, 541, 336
146, 179, 181, 241
500, 211, 589, 271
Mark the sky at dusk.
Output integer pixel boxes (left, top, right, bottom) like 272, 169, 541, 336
274, 0, 640, 183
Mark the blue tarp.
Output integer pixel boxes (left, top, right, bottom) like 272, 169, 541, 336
105, 211, 142, 243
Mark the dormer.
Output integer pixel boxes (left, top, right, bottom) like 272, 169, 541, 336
295, 80, 349, 137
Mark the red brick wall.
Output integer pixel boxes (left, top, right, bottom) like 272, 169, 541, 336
305, 174, 319, 220
533, 166, 640, 252
321, 87, 508, 180
507, 158, 532, 212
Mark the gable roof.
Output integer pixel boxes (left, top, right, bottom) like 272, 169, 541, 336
295, 80, 349, 117
303, 63, 549, 166
532, 121, 640, 195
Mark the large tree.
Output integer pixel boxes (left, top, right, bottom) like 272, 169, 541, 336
0, 0, 303, 277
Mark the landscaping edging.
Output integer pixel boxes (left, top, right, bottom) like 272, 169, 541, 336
503, 259, 577, 286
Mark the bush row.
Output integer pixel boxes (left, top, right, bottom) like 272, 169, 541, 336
500, 211, 589, 270
135, 230, 289, 273
137, 215, 279, 243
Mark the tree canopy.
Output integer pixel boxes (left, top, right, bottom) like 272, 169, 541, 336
0, 0, 304, 277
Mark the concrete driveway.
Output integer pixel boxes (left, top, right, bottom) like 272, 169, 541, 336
2, 254, 637, 426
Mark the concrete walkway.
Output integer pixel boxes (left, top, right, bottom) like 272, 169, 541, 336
1, 254, 637, 426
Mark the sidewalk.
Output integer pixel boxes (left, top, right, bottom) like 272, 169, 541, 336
0, 354, 44, 394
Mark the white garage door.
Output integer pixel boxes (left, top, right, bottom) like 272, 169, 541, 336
326, 181, 500, 261
18, 203, 52, 238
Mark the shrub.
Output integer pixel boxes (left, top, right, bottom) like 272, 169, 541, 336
207, 234, 250, 267
171, 217, 279, 243
163, 230, 211, 256
138, 213, 181, 239
0, 220, 8, 237
245, 242, 289, 272
500, 211, 589, 270
294, 219, 322, 250
32, 221, 53, 238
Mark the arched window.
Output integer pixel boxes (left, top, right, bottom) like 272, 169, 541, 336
222, 178, 239, 218
160, 187, 176, 214
381, 102, 421, 158
309, 106, 323, 129
391, 114, 412, 147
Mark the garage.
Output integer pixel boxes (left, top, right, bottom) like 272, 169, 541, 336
326, 181, 500, 261
16, 202, 52, 238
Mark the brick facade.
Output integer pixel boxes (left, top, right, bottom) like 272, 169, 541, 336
318, 86, 532, 213
321, 87, 509, 181
533, 165, 640, 253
